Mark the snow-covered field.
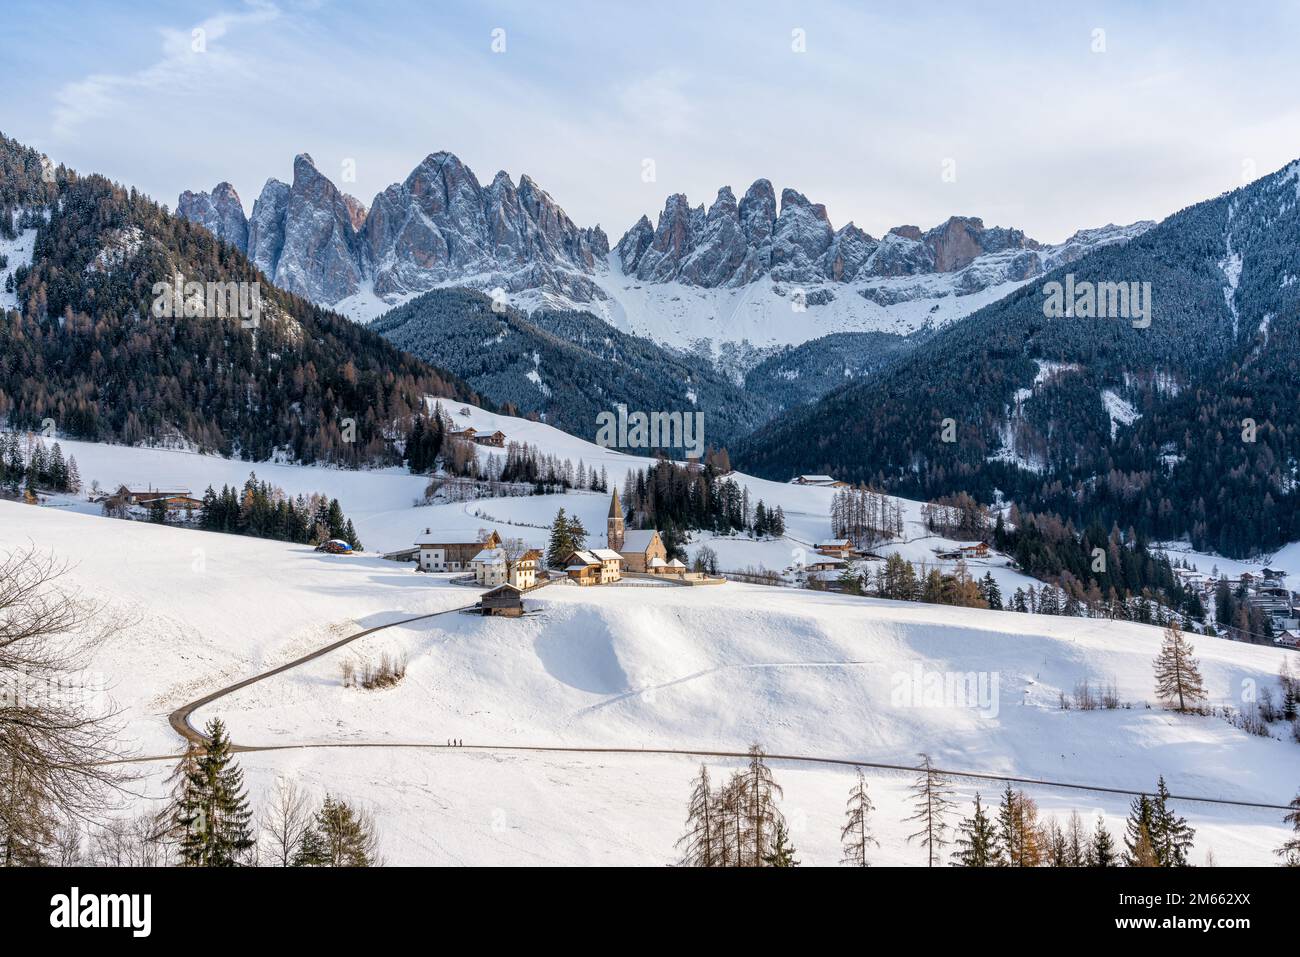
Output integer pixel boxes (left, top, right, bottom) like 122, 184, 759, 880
32, 399, 1044, 601
2, 495, 1297, 866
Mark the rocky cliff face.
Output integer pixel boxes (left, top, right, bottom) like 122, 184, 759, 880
176, 182, 249, 254
613, 184, 1056, 291
182, 151, 608, 311
179, 153, 1149, 334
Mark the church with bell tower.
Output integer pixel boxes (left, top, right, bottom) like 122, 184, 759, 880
607, 487, 625, 552
606, 488, 667, 573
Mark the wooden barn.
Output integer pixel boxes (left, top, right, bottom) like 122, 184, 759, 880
479, 584, 524, 617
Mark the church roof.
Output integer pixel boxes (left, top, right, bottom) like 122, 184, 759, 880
620, 529, 660, 553
608, 488, 622, 519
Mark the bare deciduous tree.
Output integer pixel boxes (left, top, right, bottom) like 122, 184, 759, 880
904, 753, 956, 867
88, 812, 174, 867
0, 545, 132, 864
261, 776, 314, 867
840, 769, 878, 866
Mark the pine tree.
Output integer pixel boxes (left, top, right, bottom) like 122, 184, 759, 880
1123, 794, 1159, 866
953, 793, 1001, 866
292, 824, 328, 867
1151, 776, 1195, 866
1088, 815, 1118, 867
546, 508, 572, 568
174, 719, 255, 866
762, 819, 800, 866
980, 572, 1003, 610
309, 794, 378, 866
1277, 790, 1300, 866
996, 784, 1043, 866
1153, 620, 1206, 712
840, 770, 878, 866
905, 753, 956, 866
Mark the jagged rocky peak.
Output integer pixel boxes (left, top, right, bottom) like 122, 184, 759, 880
185, 148, 609, 311
177, 181, 249, 254
265, 152, 364, 302
924, 215, 1038, 272
247, 178, 290, 280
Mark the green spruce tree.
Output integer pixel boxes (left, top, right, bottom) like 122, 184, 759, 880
175, 719, 255, 866
953, 793, 1001, 866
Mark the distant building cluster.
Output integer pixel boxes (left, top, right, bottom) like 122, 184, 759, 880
1173, 567, 1300, 647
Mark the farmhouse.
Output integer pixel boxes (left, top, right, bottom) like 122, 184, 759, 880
815, 539, 855, 558
606, 489, 668, 573
790, 474, 848, 487
565, 549, 622, 585
806, 555, 847, 573
416, 529, 500, 572
513, 549, 541, 589
469, 548, 509, 587
105, 486, 204, 515
452, 427, 507, 447
469, 545, 540, 588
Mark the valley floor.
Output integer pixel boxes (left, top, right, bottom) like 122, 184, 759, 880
2, 500, 1296, 866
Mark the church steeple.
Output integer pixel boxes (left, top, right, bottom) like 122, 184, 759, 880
607, 488, 625, 552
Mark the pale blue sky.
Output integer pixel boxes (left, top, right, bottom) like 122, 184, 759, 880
4, 0, 1300, 243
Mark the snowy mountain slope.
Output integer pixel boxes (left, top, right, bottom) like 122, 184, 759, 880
179, 151, 1150, 364
737, 156, 1300, 560
0, 216, 36, 312
1, 501, 1294, 865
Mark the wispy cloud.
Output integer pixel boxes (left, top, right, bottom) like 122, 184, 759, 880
52, 1, 280, 138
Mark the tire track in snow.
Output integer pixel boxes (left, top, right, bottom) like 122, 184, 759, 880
144, 598, 1294, 814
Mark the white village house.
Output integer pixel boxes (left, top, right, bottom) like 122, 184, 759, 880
469, 546, 541, 588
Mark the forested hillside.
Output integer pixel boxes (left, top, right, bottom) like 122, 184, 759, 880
738, 160, 1300, 557
743, 329, 923, 412
0, 133, 479, 465
372, 288, 777, 450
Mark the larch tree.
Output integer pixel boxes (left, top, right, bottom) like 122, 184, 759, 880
1153, 620, 1207, 713
676, 764, 717, 867
740, 743, 785, 867
997, 784, 1045, 866
1065, 810, 1087, 867
840, 769, 879, 867
905, 753, 956, 867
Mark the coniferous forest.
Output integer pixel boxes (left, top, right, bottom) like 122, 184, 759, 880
0, 133, 478, 467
